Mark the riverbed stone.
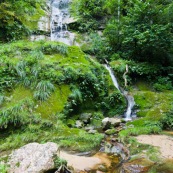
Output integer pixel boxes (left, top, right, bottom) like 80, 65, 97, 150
121, 158, 154, 173
75, 120, 84, 128
8, 142, 58, 173
80, 113, 92, 124
104, 141, 130, 161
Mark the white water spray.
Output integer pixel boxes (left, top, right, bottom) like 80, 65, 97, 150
50, 0, 75, 45
104, 64, 120, 91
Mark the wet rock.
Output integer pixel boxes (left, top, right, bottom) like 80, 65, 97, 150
121, 158, 154, 173
104, 141, 130, 161
8, 142, 58, 173
88, 129, 98, 134
102, 117, 121, 130
80, 113, 92, 124
84, 126, 95, 131
75, 120, 84, 128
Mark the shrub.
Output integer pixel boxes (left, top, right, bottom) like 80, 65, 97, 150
160, 109, 173, 130
153, 77, 173, 91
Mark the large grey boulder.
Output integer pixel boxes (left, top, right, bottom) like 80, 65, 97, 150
8, 142, 58, 173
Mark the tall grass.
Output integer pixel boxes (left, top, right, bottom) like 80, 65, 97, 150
34, 81, 55, 101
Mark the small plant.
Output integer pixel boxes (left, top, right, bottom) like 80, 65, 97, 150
54, 156, 67, 168
0, 163, 8, 173
34, 81, 55, 101
15, 61, 27, 79
30, 50, 44, 60
160, 109, 173, 130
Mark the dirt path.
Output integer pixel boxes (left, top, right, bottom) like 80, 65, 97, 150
136, 135, 173, 159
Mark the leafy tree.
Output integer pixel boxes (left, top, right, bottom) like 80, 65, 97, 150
70, 0, 106, 31
0, 0, 45, 41
104, 0, 173, 65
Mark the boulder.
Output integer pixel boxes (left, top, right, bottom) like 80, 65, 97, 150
8, 142, 58, 173
75, 120, 84, 128
102, 117, 121, 129
79, 113, 92, 124
104, 141, 130, 161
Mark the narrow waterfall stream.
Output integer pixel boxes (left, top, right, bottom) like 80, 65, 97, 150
104, 64, 135, 121
50, 0, 75, 45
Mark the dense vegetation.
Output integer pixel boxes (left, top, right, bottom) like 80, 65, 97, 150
70, 0, 173, 137
0, 0, 45, 41
0, 0, 173, 172
0, 40, 126, 153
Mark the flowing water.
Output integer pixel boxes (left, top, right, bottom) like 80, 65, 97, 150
50, 0, 75, 45
104, 64, 135, 120
31, 0, 75, 45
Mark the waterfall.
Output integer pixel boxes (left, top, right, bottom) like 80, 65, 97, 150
50, 0, 75, 45
104, 64, 135, 121
104, 64, 120, 91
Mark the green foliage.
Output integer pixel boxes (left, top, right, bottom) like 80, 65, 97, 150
41, 43, 68, 55
160, 108, 173, 130
70, 0, 106, 31
34, 81, 55, 101
0, 163, 8, 173
81, 33, 111, 62
153, 77, 173, 91
54, 156, 67, 168
119, 122, 161, 142
0, 98, 34, 128
0, 95, 5, 105
0, 0, 45, 41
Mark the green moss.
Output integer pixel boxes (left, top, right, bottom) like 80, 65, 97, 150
35, 85, 71, 119
3, 86, 33, 108
134, 91, 173, 119
135, 81, 151, 91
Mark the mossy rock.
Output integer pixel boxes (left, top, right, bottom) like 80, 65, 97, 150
105, 128, 117, 135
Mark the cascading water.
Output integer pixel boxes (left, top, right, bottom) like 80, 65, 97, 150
123, 91, 135, 120
104, 64, 135, 121
104, 64, 120, 92
50, 0, 75, 45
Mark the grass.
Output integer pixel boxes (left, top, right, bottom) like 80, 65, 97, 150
35, 85, 71, 119
0, 121, 104, 153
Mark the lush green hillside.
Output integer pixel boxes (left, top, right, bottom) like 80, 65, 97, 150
0, 40, 126, 152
